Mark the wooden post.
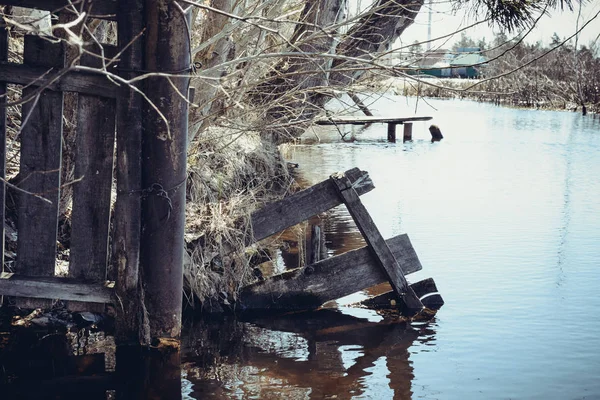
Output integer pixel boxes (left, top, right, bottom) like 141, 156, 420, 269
0, 10, 7, 277
308, 224, 322, 265
403, 123, 413, 141
141, 0, 191, 340
16, 36, 65, 309
330, 173, 424, 316
387, 123, 396, 142
114, 0, 145, 344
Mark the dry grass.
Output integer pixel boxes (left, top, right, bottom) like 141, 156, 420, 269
183, 127, 293, 307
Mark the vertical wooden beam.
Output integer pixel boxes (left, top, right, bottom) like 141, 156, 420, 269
114, 0, 145, 344
387, 123, 396, 142
68, 47, 117, 312
141, 1, 190, 340
308, 224, 322, 265
16, 36, 65, 308
0, 9, 8, 277
70, 49, 116, 283
403, 122, 413, 142
330, 173, 424, 316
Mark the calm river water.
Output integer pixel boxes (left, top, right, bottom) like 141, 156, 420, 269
182, 97, 600, 399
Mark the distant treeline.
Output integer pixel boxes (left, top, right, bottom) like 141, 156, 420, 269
401, 32, 600, 114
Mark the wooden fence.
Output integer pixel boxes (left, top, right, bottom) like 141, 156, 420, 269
0, 0, 191, 343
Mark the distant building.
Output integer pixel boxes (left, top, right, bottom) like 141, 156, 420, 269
405, 47, 487, 78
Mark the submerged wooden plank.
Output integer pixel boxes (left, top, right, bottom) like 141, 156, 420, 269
69, 49, 116, 282
361, 278, 442, 309
250, 167, 374, 243
330, 173, 423, 316
0, 273, 114, 303
238, 234, 422, 311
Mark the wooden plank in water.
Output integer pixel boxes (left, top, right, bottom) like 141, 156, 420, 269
16, 36, 65, 308
315, 116, 432, 125
250, 167, 374, 243
69, 48, 116, 283
361, 277, 444, 311
0, 272, 114, 303
238, 234, 422, 311
330, 172, 423, 316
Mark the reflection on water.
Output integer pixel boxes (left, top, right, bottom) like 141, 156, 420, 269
182, 99, 600, 399
182, 310, 434, 399
278, 97, 600, 399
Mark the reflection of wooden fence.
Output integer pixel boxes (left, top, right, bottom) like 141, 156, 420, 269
0, 1, 191, 343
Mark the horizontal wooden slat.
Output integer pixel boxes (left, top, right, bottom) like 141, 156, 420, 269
0, 62, 117, 98
1, 0, 117, 20
238, 233, 422, 311
250, 167, 374, 243
315, 116, 432, 125
0, 272, 114, 303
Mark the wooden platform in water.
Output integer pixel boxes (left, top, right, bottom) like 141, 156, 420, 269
315, 116, 433, 142
315, 116, 432, 125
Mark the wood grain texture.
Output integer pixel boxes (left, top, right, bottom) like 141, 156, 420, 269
238, 234, 422, 311
0, 62, 118, 98
250, 168, 374, 243
0, 272, 113, 303
16, 36, 65, 308
330, 173, 423, 315
17, 36, 64, 278
1, 0, 117, 20
69, 49, 116, 282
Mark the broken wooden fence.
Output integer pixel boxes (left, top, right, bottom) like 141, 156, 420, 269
237, 167, 444, 316
0, 1, 191, 344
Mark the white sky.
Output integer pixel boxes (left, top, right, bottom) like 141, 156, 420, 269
397, 0, 600, 49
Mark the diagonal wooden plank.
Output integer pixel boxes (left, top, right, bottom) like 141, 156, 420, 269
330, 172, 424, 316
250, 167, 374, 244
238, 234, 422, 311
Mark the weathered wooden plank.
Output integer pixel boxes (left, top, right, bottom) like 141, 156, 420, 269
315, 116, 432, 125
16, 36, 65, 302
250, 167, 374, 243
0, 62, 118, 98
238, 234, 422, 311
0, 15, 8, 276
360, 277, 441, 309
113, 0, 144, 344
330, 172, 423, 316
0, 272, 114, 303
1, 0, 117, 20
69, 48, 116, 283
